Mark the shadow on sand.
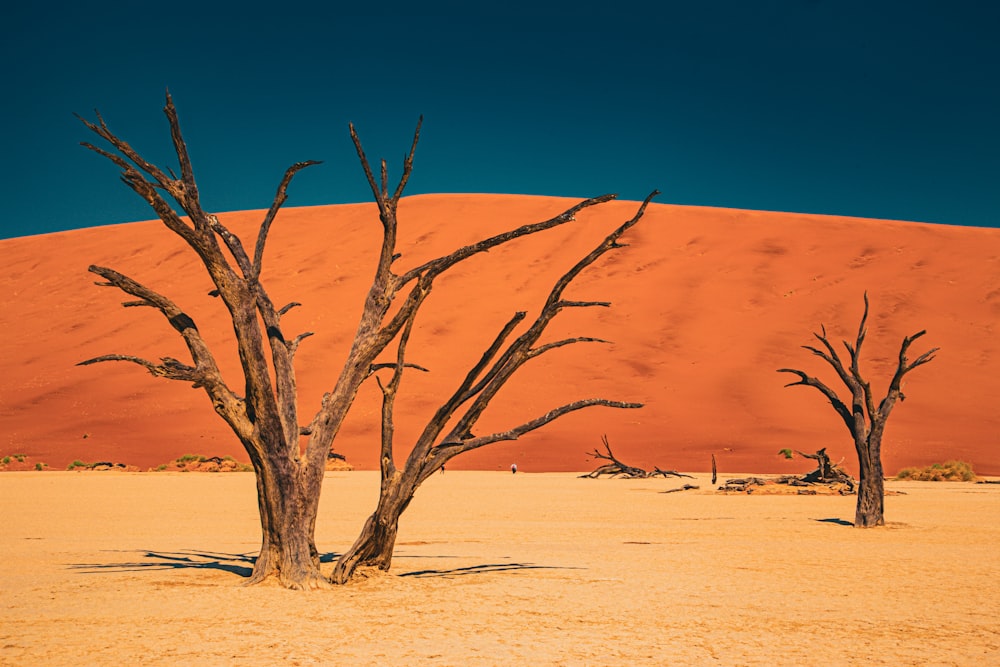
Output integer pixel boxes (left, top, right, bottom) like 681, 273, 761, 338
399, 562, 582, 579
68, 549, 339, 579
814, 517, 854, 526
69, 550, 573, 580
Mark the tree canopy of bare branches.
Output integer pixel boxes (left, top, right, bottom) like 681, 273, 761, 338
77, 92, 654, 587
778, 293, 937, 526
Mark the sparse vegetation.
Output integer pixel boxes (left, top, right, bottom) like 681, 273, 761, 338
778, 448, 793, 459
68, 460, 89, 470
1, 454, 40, 470
896, 461, 976, 482
34, 462, 46, 471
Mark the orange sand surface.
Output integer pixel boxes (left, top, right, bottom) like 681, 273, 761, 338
1, 471, 997, 665
1, 194, 998, 475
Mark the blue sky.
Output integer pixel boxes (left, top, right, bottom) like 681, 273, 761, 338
2, 1, 997, 239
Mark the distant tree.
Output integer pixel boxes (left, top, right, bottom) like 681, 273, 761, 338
778, 294, 938, 527
78, 92, 653, 588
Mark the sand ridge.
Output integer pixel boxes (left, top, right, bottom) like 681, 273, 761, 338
1, 194, 997, 474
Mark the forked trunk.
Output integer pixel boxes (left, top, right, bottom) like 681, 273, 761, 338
854, 435, 885, 528
331, 475, 413, 584
246, 450, 328, 589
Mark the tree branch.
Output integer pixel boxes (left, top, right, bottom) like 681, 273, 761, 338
441, 399, 644, 454
777, 368, 854, 431
77, 354, 203, 384
83, 264, 247, 432
398, 193, 622, 286
252, 160, 322, 281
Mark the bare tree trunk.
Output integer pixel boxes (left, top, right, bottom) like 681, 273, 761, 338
331, 473, 415, 584
854, 436, 885, 527
245, 447, 328, 588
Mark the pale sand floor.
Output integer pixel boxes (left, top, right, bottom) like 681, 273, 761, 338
1, 472, 997, 666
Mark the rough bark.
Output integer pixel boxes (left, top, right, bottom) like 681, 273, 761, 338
778, 293, 937, 527
78, 93, 650, 588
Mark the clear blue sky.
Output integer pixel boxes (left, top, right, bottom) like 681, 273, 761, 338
2, 1, 998, 239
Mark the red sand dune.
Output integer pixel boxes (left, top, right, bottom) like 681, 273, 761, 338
1, 194, 997, 475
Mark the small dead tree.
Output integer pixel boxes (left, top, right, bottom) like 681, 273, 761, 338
778, 294, 937, 527
78, 92, 652, 588
578, 435, 692, 480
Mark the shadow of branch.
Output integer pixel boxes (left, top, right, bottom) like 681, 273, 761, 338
67, 549, 340, 578
399, 562, 583, 579
814, 517, 854, 526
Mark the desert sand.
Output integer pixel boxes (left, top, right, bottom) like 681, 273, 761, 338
1, 194, 998, 475
1, 471, 997, 665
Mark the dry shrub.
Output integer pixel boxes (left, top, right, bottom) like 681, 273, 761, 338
896, 460, 976, 482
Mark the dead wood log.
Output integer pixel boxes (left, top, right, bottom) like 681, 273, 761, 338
661, 484, 699, 494
580, 436, 689, 479
794, 448, 856, 490
651, 467, 695, 479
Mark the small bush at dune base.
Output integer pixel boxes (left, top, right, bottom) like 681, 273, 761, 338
896, 460, 976, 482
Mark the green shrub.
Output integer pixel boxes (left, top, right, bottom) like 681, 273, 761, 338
176, 454, 206, 463
67, 460, 89, 470
1, 456, 10, 465
778, 448, 793, 459
13, 454, 26, 462
896, 460, 976, 482
35, 462, 46, 471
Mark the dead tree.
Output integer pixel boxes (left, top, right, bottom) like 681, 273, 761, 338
77, 92, 651, 588
579, 436, 648, 478
331, 196, 656, 583
793, 448, 854, 487
778, 294, 937, 527
578, 436, 692, 480
771, 448, 856, 491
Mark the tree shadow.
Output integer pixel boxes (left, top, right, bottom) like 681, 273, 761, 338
68, 549, 340, 579
399, 562, 583, 579
70, 550, 578, 582
814, 517, 854, 526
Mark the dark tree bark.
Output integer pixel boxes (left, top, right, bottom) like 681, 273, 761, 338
78, 93, 649, 588
778, 294, 937, 527
331, 194, 658, 583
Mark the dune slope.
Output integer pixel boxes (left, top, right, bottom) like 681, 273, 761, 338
1, 194, 997, 474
